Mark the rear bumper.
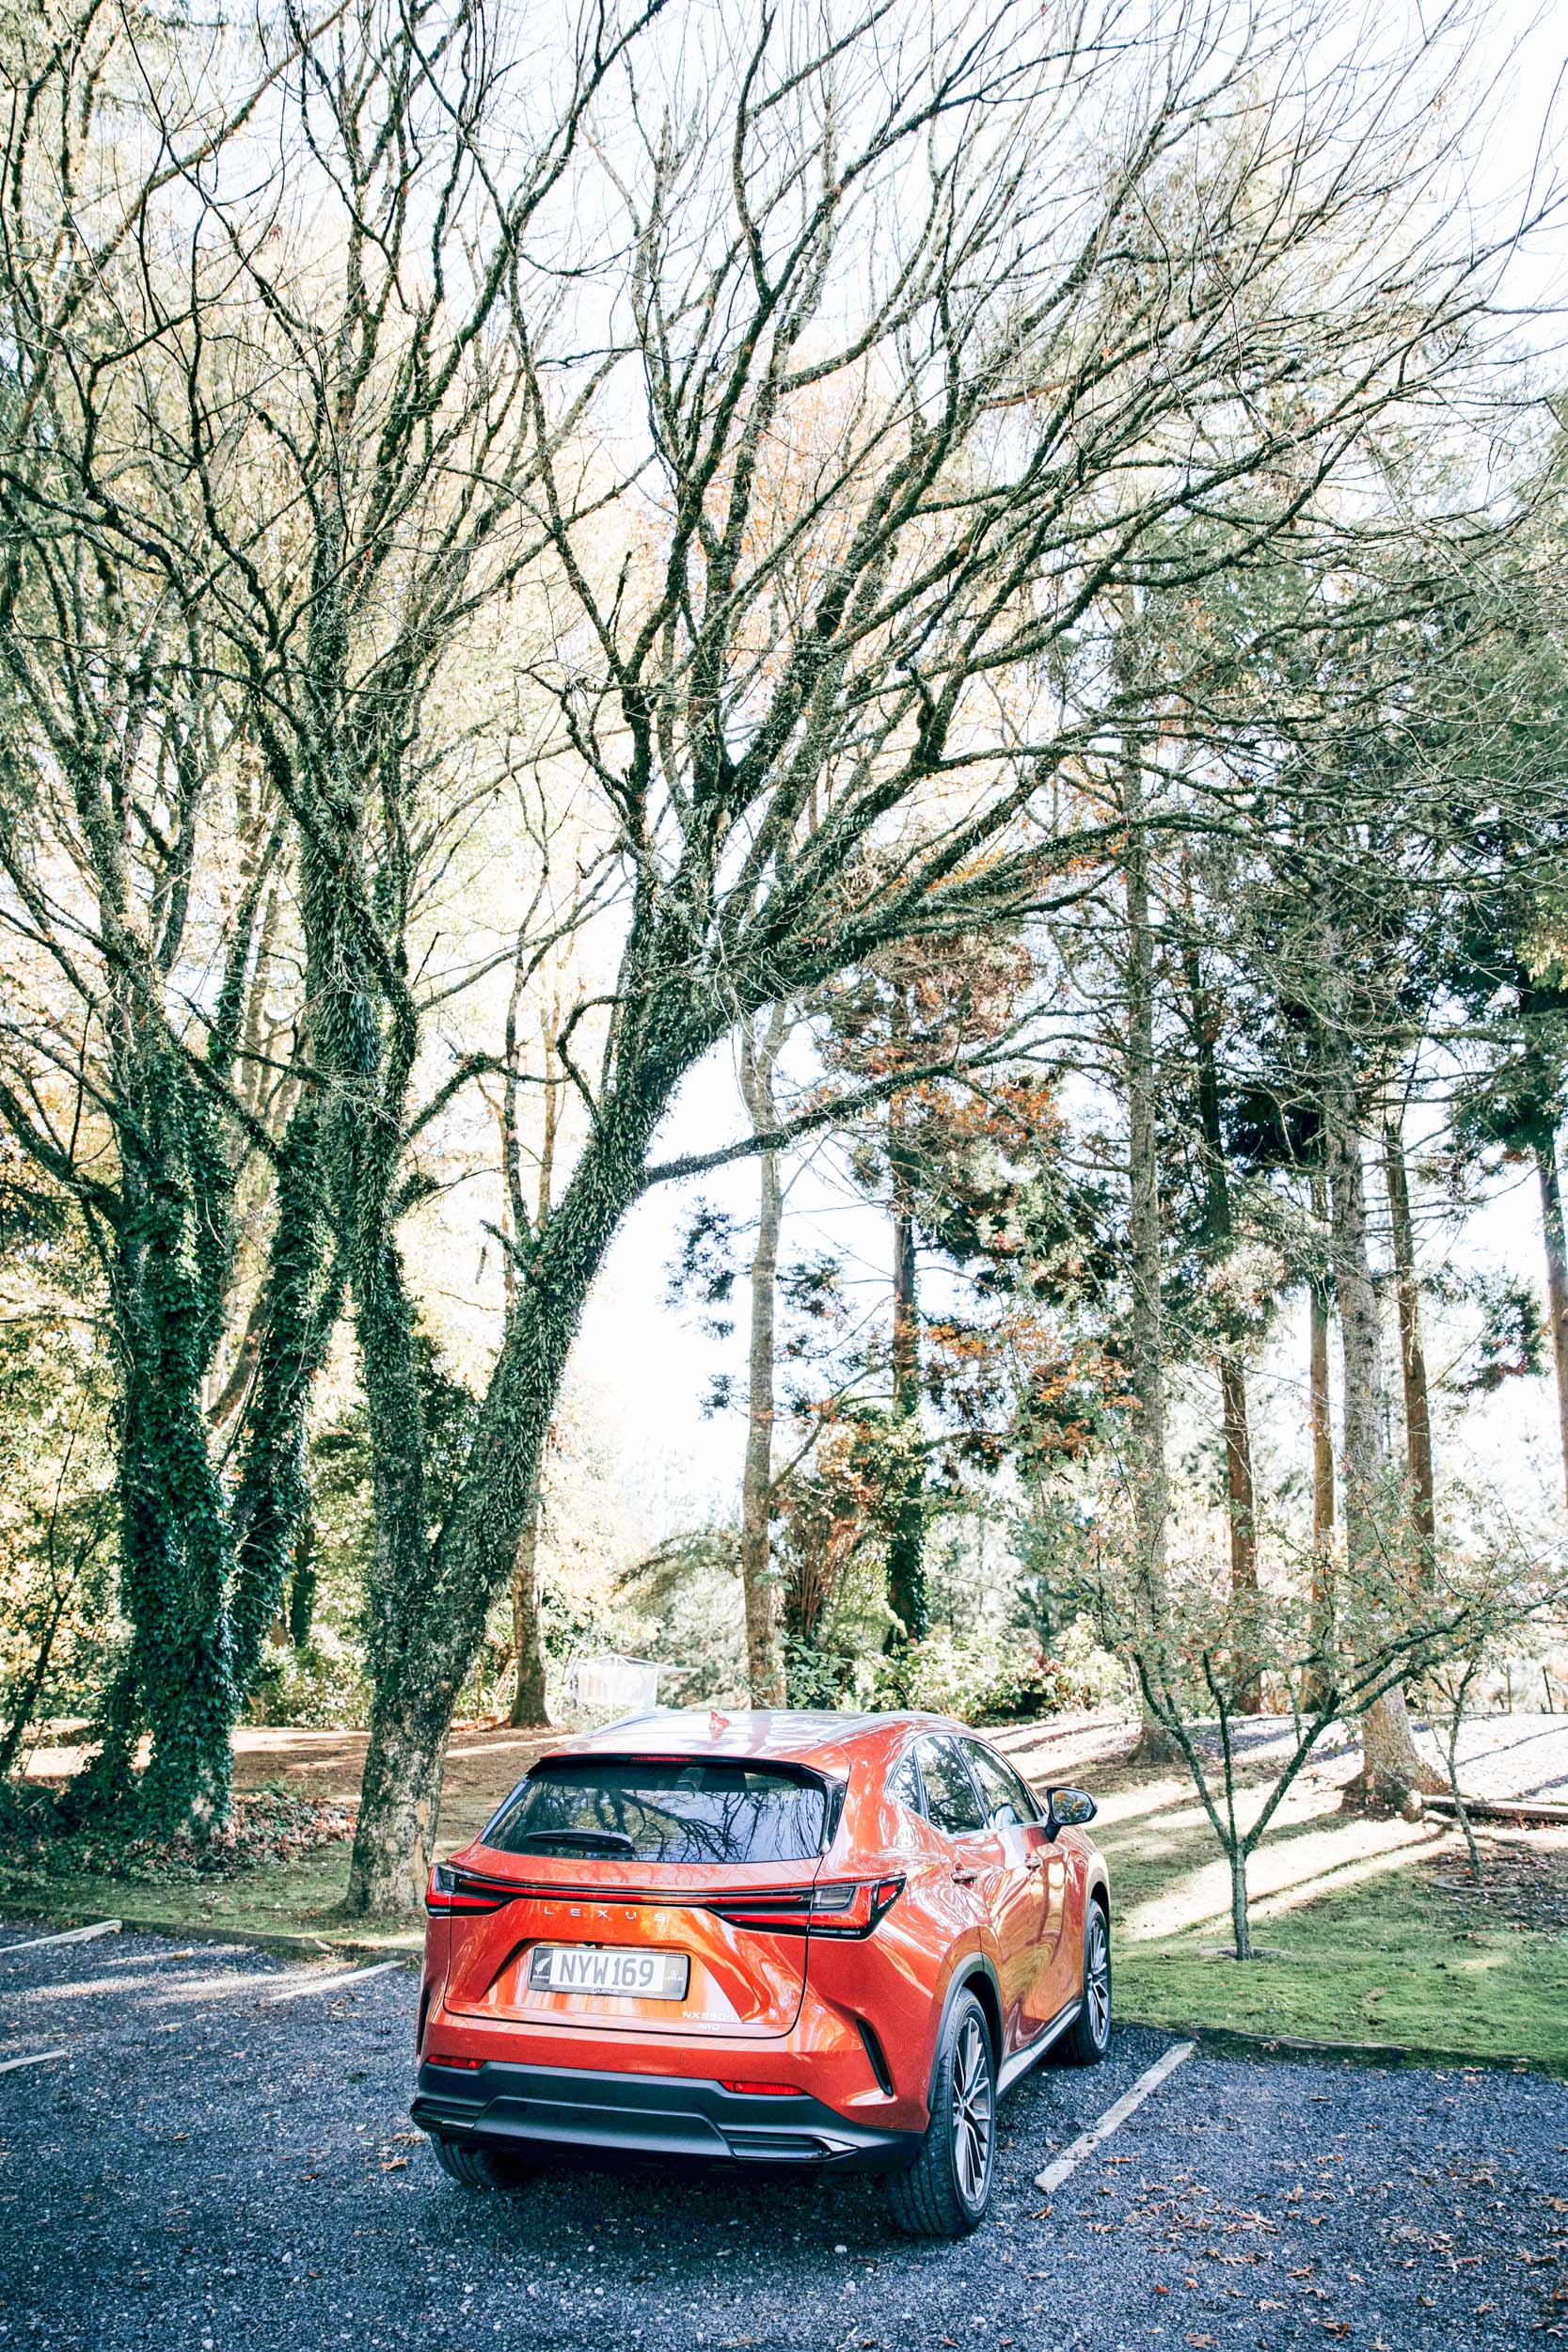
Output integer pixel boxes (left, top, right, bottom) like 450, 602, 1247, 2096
411, 2058, 918, 2172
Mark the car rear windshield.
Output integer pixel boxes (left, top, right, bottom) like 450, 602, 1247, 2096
482, 1758, 832, 1866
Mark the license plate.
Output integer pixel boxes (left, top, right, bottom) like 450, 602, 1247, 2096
528, 1945, 689, 2000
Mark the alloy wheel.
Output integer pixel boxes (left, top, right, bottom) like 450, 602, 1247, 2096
1085, 1906, 1111, 2046
950, 2013, 994, 2208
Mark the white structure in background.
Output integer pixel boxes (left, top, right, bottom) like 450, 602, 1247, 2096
563, 1654, 663, 1717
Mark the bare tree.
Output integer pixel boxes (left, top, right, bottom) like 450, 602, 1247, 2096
0, 0, 659, 1825
0, 7, 311, 1824
304, 0, 1532, 1911
1088, 1527, 1558, 1959
12, 0, 1535, 1897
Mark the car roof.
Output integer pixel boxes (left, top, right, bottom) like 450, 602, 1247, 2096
537, 1707, 960, 1777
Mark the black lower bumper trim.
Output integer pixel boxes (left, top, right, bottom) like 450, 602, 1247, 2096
411, 2058, 916, 2173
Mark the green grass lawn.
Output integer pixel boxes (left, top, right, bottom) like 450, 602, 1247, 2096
999, 1718, 1568, 2074
1113, 1864, 1568, 2072
0, 1841, 420, 1952
7, 1716, 1566, 2064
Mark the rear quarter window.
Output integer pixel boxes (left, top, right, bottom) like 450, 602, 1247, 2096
482, 1758, 831, 1866
915, 1737, 987, 1836
886, 1754, 925, 1817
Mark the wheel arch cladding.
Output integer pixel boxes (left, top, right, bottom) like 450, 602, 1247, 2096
951, 1960, 1003, 2074
923, 1956, 1004, 2112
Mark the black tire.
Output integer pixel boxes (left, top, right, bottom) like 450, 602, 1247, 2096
886, 1988, 997, 2239
1055, 1897, 1111, 2067
430, 2136, 520, 2190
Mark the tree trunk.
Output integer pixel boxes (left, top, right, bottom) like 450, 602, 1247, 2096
84, 1046, 238, 1833
1219, 1350, 1259, 1697
1536, 1137, 1568, 1511
350, 1676, 454, 1915
302, 803, 440, 1910
1324, 1057, 1437, 1799
1306, 1173, 1335, 1710
1358, 1679, 1437, 1792
1184, 929, 1260, 1707
0, 1579, 74, 1785
1384, 1117, 1435, 1585
1310, 1182, 1336, 1549
1229, 1842, 1252, 1962
225, 836, 346, 1709
737, 1012, 788, 1705
506, 1014, 559, 1731
287, 1518, 317, 1650
508, 1489, 549, 1727
229, 1100, 337, 1700
345, 1066, 683, 1915
885, 990, 927, 1643
1122, 734, 1179, 1763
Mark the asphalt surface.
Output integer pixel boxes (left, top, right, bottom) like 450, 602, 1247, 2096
2, 1924, 1565, 2351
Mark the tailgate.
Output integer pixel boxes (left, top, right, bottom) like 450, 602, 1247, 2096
442, 1863, 819, 2039
442, 1752, 840, 2042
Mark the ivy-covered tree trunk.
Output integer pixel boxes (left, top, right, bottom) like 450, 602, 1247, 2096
283, 693, 441, 1900
508, 1492, 550, 1728
228, 1102, 337, 1698
87, 1049, 237, 1831
287, 1522, 318, 1651
344, 1200, 452, 1909
345, 1062, 689, 1915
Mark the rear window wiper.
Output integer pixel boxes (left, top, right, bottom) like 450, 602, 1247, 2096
518, 1828, 637, 1856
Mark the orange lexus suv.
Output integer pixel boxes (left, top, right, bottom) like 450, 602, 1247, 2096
411, 1708, 1109, 2236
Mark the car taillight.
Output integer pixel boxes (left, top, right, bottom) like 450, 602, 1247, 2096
425, 1862, 517, 1915
704, 1877, 903, 1938
807, 1878, 904, 1937
719, 2079, 801, 2095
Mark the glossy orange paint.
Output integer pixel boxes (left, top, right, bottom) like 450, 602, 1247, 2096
414, 1708, 1109, 2154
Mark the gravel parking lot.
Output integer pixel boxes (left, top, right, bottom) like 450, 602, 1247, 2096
3, 1923, 1565, 2351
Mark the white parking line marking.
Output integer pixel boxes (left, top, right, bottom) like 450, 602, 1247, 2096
261, 1960, 404, 2005
148, 1959, 403, 2009
13, 1974, 165, 2003
1033, 2040, 1196, 2194
0, 1920, 121, 1959
0, 2048, 71, 2074
150, 1971, 296, 2006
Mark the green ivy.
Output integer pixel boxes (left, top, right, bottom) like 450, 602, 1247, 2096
86, 1040, 237, 1834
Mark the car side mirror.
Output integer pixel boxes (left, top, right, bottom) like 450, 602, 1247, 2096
1046, 1787, 1096, 1836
